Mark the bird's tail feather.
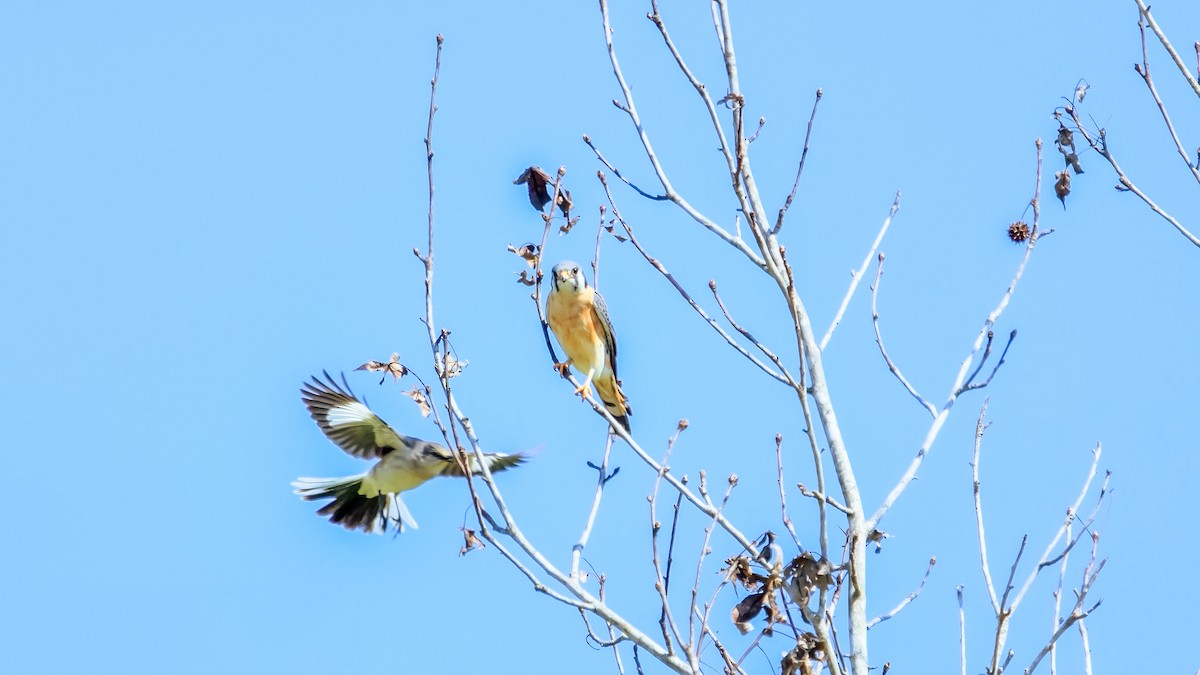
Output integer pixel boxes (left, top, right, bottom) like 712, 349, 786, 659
292, 474, 416, 534
594, 375, 631, 432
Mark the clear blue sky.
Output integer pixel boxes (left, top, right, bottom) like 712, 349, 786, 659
3, 2, 1197, 673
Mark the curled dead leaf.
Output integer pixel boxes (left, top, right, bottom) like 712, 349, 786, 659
784, 552, 835, 609
507, 242, 540, 268
731, 591, 766, 634
781, 633, 822, 675
436, 353, 468, 379
1056, 125, 1075, 151
513, 165, 554, 211
355, 353, 409, 383
459, 528, 485, 556
603, 224, 628, 243
516, 270, 537, 286
402, 387, 432, 417
556, 189, 572, 218
559, 215, 580, 235
1055, 170, 1071, 208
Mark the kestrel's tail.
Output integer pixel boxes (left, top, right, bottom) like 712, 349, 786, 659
594, 374, 632, 432
292, 474, 417, 534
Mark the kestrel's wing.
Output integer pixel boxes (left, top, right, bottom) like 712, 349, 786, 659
592, 290, 619, 380
300, 371, 433, 459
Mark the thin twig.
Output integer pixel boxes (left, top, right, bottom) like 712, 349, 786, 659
820, 193, 900, 351
774, 89, 824, 234
584, 135, 668, 201
446, 392, 691, 673
1049, 520, 1071, 675
1134, 7, 1200, 185
1023, 557, 1106, 674
866, 557, 936, 628
572, 433, 616, 579
972, 399, 1001, 613
867, 139, 1045, 533
963, 330, 1017, 392
797, 484, 853, 516
597, 0, 766, 268
957, 586, 967, 675
711, 278, 801, 390
689, 473, 738, 670
649, 424, 689, 657
774, 434, 803, 549
592, 204, 607, 289
1010, 444, 1103, 611
1077, 617, 1094, 675
601, 174, 790, 386
1135, 0, 1200, 98
870, 253, 936, 416
1065, 107, 1200, 247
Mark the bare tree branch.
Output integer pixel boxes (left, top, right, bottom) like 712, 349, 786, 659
866, 557, 936, 628
820, 193, 901, 351
1133, 6, 1200, 186
1135, 0, 1200, 98
774, 434, 803, 549
774, 89, 824, 235
868, 139, 1046, 533
572, 433, 616, 580
596, 0, 766, 268
1064, 108, 1200, 247
710, 278, 801, 390
870, 252, 936, 416
957, 585, 967, 675
972, 399, 1002, 614
604, 176, 790, 386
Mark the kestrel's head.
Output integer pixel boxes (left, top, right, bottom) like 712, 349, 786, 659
550, 260, 587, 294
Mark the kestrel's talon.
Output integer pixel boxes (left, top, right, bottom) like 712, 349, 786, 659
552, 362, 571, 378
573, 384, 593, 399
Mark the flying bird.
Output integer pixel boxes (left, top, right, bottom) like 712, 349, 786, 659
293, 372, 526, 534
545, 260, 631, 432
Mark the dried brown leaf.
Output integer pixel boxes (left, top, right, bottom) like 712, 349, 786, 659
784, 552, 835, 608
1056, 125, 1075, 151
559, 215, 580, 235
781, 633, 822, 675
459, 528, 485, 556
603, 223, 628, 243
355, 353, 409, 383
556, 189, 572, 218
731, 591, 766, 634
507, 242, 540, 268
513, 165, 554, 211
403, 387, 432, 417
516, 270, 536, 286
436, 353, 468, 379
1055, 170, 1071, 208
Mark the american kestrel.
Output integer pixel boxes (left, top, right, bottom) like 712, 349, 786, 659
545, 260, 631, 432
293, 372, 526, 534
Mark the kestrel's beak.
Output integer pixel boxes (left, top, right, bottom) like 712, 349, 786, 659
556, 268, 573, 284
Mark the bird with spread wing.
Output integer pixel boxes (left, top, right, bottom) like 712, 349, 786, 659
545, 260, 631, 432
293, 372, 526, 534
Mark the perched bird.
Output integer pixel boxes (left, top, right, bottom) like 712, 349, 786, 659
293, 372, 526, 534
545, 260, 631, 432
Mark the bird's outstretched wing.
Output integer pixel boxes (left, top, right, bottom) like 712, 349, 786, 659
300, 371, 434, 459
437, 450, 528, 478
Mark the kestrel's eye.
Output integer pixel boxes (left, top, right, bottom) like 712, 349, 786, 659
573, 266, 579, 274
